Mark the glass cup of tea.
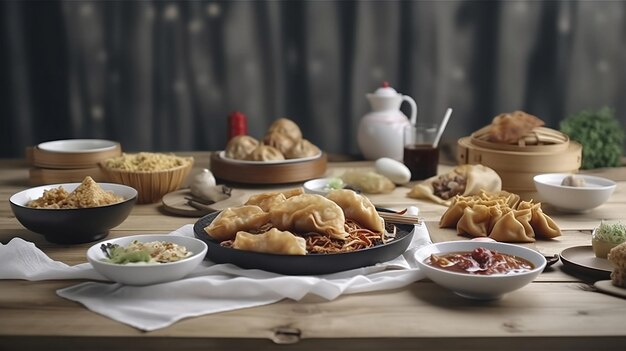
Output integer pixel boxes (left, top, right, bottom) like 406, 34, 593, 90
403, 123, 439, 180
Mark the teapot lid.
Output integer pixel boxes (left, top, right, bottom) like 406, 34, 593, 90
372, 81, 399, 97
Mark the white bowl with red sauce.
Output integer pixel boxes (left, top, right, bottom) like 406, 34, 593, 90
415, 241, 546, 300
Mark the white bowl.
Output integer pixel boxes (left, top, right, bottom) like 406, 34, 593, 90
87, 234, 207, 285
415, 241, 546, 300
38, 139, 118, 153
533, 173, 616, 213
303, 177, 343, 196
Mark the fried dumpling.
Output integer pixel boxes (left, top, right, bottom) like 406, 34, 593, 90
232, 228, 307, 255
284, 139, 321, 159
270, 194, 348, 240
456, 204, 493, 237
439, 197, 474, 228
341, 170, 395, 194
488, 110, 544, 144
225, 135, 259, 160
528, 203, 561, 239
267, 118, 302, 141
245, 144, 285, 161
245, 188, 305, 212
326, 189, 385, 233
489, 210, 535, 243
407, 165, 502, 206
263, 131, 296, 155
204, 205, 270, 242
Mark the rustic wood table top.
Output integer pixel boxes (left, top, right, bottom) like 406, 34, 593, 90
1, 152, 625, 350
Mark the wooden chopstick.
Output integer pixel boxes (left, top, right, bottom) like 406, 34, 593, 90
377, 211, 422, 225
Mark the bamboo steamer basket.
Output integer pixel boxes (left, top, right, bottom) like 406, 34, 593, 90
457, 126, 582, 195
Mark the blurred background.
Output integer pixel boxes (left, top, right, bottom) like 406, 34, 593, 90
1, 0, 625, 160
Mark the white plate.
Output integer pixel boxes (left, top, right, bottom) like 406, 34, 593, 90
218, 150, 322, 165
38, 139, 118, 153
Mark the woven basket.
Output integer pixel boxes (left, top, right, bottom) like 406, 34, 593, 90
100, 159, 193, 204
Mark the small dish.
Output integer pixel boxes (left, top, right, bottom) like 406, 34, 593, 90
10, 182, 137, 244
303, 178, 345, 196
161, 188, 246, 217
560, 245, 612, 279
415, 241, 546, 300
533, 173, 616, 213
38, 139, 118, 153
87, 234, 207, 285
594, 280, 626, 299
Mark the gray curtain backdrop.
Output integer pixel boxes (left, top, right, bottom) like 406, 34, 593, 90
1, 0, 625, 158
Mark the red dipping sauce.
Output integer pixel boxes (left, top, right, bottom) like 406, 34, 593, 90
425, 247, 534, 275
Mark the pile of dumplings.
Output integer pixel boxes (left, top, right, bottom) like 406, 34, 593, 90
439, 190, 561, 243
225, 118, 321, 161
203, 188, 386, 255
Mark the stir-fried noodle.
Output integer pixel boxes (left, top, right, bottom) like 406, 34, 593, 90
220, 219, 397, 254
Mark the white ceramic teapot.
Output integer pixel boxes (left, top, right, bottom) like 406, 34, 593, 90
357, 82, 417, 160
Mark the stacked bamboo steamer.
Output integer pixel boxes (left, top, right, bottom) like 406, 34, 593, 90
28, 139, 122, 185
457, 126, 582, 197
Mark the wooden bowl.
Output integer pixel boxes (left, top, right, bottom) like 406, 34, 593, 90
210, 152, 327, 184
100, 158, 194, 204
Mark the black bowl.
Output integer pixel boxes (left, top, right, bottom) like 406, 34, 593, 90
10, 183, 137, 244
193, 211, 415, 275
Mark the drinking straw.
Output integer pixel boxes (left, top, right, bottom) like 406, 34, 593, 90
433, 108, 452, 148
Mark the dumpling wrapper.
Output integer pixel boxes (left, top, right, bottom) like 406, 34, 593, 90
204, 205, 270, 242
224, 135, 259, 160
528, 203, 562, 239
456, 204, 494, 237
232, 228, 307, 255
326, 189, 385, 233
263, 131, 296, 155
341, 170, 395, 194
488, 210, 535, 243
267, 118, 303, 141
270, 194, 348, 240
245, 188, 305, 212
284, 139, 321, 159
439, 197, 475, 228
245, 144, 285, 161
407, 165, 502, 206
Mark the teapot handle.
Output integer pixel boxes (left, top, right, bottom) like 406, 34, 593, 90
402, 95, 418, 125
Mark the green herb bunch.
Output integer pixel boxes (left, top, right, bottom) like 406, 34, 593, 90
560, 107, 624, 169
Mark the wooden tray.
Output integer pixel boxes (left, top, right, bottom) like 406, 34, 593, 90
210, 152, 327, 184
32, 143, 122, 169
29, 167, 107, 185
161, 189, 247, 217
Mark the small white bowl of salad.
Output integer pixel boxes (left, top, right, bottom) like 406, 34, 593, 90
303, 177, 347, 196
87, 234, 207, 285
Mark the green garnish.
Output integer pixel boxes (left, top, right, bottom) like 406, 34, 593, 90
101, 243, 151, 264
593, 221, 626, 244
326, 177, 345, 190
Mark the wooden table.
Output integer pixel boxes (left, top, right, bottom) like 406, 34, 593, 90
1, 153, 626, 350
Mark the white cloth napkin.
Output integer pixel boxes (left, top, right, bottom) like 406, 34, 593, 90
0, 216, 430, 331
